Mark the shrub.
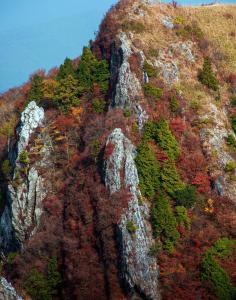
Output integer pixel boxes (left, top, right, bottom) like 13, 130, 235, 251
190, 100, 202, 111
231, 116, 236, 134
174, 185, 197, 208
160, 159, 184, 196
226, 134, 236, 149
122, 21, 146, 33
170, 95, 179, 113
148, 242, 161, 256
176, 23, 204, 40
92, 99, 106, 113
126, 220, 137, 234
144, 84, 163, 101
151, 193, 180, 253
123, 107, 132, 118
147, 48, 159, 58
143, 61, 156, 77
24, 257, 61, 300
7, 252, 18, 264
47, 257, 62, 296
175, 206, 191, 229
174, 16, 185, 25
209, 238, 236, 258
135, 142, 160, 199
90, 139, 101, 161
1, 160, 12, 179
24, 269, 51, 300
230, 94, 236, 107
225, 161, 236, 173
19, 150, 30, 164
201, 253, 236, 300
198, 57, 219, 91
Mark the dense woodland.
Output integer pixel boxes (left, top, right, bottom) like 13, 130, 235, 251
0, 1, 236, 299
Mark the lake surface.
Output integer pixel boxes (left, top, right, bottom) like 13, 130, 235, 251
0, 0, 236, 93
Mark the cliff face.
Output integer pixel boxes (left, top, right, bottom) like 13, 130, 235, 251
0, 101, 51, 251
0, 1, 236, 300
104, 128, 160, 299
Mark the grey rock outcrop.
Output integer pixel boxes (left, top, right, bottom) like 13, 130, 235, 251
170, 41, 195, 62
200, 103, 236, 201
16, 101, 44, 157
0, 101, 51, 251
155, 60, 179, 84
161, 16, 174, 29
111, 32, 148, 129
113, 32, 142, 108
104, 128, 160, 300
0, 278, 23, 300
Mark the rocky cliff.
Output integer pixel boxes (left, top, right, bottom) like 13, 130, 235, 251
104, 128, 160, 300
0, 101, 51, 251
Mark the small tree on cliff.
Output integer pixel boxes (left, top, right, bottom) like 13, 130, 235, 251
198, 57, 219, 91
27, 74, 44, 104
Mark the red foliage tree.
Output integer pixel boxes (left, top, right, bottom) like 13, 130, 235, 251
191, 172, 211, 194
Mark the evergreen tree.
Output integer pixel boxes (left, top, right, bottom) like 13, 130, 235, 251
24, 269, 51, 300
170, 95, 179, 113
77, 47, 110, 93
55, 75, 81, 113
77, 47, 98, 91
47, 257, 61, 296
135, 142, 160, 199
94, 60, 110, 93
151, 193, 180, 252
154, 119, 181, 160
198, 57, 219, 91
201, 253, 236, 300
56, 58, 76, 81
28, 74, 43, 104
161, 159, 184, 196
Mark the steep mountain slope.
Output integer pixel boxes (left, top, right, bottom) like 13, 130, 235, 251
0, 1, 236, 299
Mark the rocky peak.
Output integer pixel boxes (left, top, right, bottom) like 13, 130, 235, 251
111, 32, 148, 129
16, 101, 44, 158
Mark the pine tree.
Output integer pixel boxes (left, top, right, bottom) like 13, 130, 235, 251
198, 57, 219, 91
77, 47, 98, 91
94, 60, 110, 93
161, 159, 184, 196
55, 75, 80, 113
77, 47, 110, 93
47, 257, 61, 296
28, 74, 43, 104
151, 193, 180, 252
135, 142, 160, 198
56, 58, 77, 81
154, 119, 181, 160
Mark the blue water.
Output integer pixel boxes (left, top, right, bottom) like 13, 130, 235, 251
0, 0, 236, 93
